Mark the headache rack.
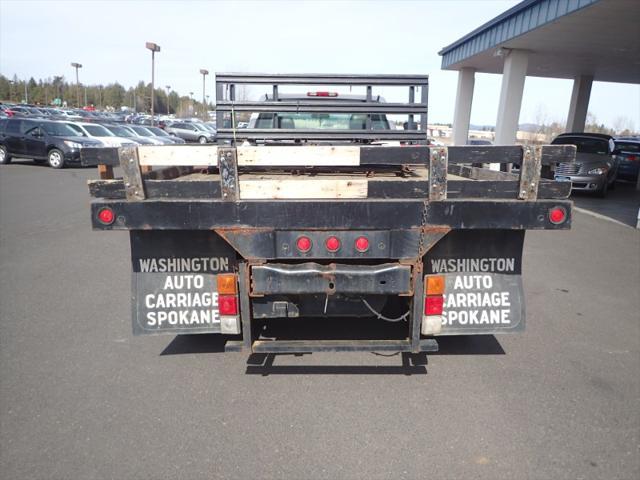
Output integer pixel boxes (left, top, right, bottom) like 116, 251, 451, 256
214, 72, 429, 143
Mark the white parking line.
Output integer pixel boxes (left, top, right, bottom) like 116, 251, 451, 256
573, 207, 635, 229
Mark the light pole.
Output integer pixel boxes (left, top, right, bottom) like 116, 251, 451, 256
165, 85, 171, 114
145, 41, 161, 125
24, 81, 28, 104
9, 80, 14, 103
189, 92, 194, 115
199, 69, 208, 119
71, 62, 82, 107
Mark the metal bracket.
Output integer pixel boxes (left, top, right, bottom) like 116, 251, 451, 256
219, 147, 239, 201
118, 147, 146, 200
518, 145, 542, 200
409, 265, 425, 353
428, 147, 448, 201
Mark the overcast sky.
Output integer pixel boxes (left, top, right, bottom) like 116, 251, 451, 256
1, 0, 638, 129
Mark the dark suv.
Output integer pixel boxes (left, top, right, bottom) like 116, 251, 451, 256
0, 118, 103, 168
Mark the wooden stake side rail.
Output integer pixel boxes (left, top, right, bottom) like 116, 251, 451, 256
81, 144, 576, 202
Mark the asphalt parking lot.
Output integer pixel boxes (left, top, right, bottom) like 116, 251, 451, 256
1, 162, 639, 480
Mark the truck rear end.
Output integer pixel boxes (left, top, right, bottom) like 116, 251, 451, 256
83, 73, 575, 354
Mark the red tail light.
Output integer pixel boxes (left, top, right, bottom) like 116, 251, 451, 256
425, 296, 444, 316
296, 236, 312, 253
307, 91, 338, 97
97, 207, 115, 225
219, 295, 238, 315
628, 155, 638, 162
354, 236, 369, 252
325, 236, 341, 252
549, 206, 567, 225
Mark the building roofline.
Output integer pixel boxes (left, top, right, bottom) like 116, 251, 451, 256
438, 0, 540, 56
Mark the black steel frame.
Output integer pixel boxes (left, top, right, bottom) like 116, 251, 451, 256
214, 72, 429, 143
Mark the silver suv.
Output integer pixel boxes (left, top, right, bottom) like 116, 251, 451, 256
165, 122, 215, 144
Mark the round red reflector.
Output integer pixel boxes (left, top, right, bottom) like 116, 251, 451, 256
296, 236, 312, 252
325, 236, 341, 252
355, 236, 369, 252
549, 207, 567, 224
97, 207, 115, 225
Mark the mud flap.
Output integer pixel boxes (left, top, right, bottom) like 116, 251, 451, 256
424, 229, 526, 335
130, 231, 237, 335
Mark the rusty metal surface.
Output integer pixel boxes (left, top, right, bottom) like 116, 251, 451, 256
429, 146, 448, 201
250, 262, 412, 296
118, 147, 146, 201
518, 145, 542, 201
218, 147, 239, 201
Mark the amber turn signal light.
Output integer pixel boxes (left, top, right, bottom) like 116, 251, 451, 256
426, 275, 445, 295
217, 274, 237, 295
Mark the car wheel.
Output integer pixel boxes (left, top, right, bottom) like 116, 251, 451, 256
198, 136, 207, 144
47, 148, 65, 169
0, 145, 11, 164
596, 180, 608, 198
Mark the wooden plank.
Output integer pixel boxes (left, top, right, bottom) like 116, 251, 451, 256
236, 146, 360, 167
448, 146, 523, 165
540, 144, 576, 165
137, 145, 218, 166
81, 147, 119, 166
239, 178, 368, 199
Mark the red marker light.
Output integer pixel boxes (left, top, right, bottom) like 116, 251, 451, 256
296, 236, 312, 253
424, 296, 444, 316
97, 207, 115, 225
549, 206, 567, 225
219, 295, 238, 315
307, 91, 338, 97
325, 236, 341, 252
354, 236, 369, 252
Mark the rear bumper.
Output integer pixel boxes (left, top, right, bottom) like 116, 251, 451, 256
251, 263, 412, 295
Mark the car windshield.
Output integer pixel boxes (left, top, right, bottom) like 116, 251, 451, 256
553, 137, 609, 155
42, 122, 79, 136
106, 125, 135, 137
193, 123, 209, 132
131, 126, 153, 137
253, 112, 390, 130
147, 127, 169, 136
615, 142, 640, 153
84, 124, 114, 136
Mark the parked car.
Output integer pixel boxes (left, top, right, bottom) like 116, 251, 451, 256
62, 121, 138, 147
550, 132, 619, 197
101, 124, 154, 145
165, 121, 216, 143
145, 126, 186, 144
0, 118, 103, 168
613, 138, 640, 182
126, 125, 173, 145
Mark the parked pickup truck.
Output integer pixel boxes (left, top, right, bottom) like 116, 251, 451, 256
81, 73, 575, 356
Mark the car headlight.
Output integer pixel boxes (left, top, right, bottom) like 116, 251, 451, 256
588, 167, 607, 175
64, 140, 83, 149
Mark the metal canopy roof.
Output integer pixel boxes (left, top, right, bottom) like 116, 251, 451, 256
439, 0, 640, 84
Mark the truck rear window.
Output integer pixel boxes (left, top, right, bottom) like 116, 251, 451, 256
254, 113, 389, 130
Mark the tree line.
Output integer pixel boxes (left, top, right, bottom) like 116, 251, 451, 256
0, 74, 213, 117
